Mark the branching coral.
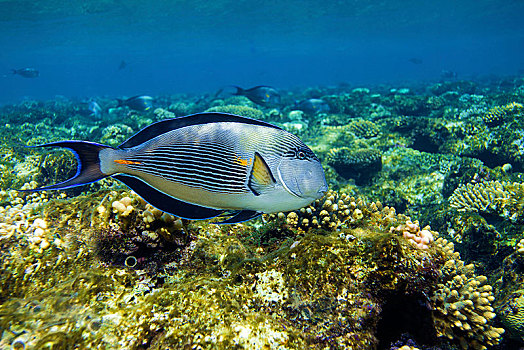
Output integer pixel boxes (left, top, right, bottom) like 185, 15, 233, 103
449, 180, 524, 222
266, 190, 397, 232
481, 102, 523, 126
431, 238, 504, 349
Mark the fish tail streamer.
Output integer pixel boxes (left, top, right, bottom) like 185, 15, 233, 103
20, 141, 113, 191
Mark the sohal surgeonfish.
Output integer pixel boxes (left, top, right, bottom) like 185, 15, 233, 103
11, 68, 39, 78
116, 95, 153, 111
20, 113, 328, 224
294, 99, 331, 115
233, 86, 281, 106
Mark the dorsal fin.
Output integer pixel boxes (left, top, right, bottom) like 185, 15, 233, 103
119, 112, 282, 149
246, 85, 273, 92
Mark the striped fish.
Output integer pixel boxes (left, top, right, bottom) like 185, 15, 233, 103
22, 113, 328, 224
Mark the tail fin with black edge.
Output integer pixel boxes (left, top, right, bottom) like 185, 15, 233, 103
20, 141, 113, 191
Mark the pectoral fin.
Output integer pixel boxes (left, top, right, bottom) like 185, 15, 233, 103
247, 152, 276, 196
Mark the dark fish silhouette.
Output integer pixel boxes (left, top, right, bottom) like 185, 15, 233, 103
116, 95, 153, 111
408, 58, 423, 65
441, 70, 458, 79
11, 68, 39, 78
19, 113, 328, 224
118, 60, 127, 70
233, 86, 281, 106
294, 99, 330, 115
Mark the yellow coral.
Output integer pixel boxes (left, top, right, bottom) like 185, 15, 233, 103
268, 190, 386, 231
431, 238, 504, 349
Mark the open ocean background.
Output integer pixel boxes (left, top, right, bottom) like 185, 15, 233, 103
2, 0, 524, 104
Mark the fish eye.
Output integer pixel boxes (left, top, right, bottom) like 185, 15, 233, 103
297, 151, 306, 160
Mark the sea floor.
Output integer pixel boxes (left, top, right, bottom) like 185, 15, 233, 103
1, 77, 524, 349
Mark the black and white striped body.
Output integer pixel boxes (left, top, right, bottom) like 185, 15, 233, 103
23, 113, 327, 223
100, 122, 321, 213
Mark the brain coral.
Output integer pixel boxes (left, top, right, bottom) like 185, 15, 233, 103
205, 104, 264, 120
499, 289, 524, 340
327, 148, 382, 185
348, 119, 381, 138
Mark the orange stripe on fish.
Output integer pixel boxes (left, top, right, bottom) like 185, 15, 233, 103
114, 159, 143, 165
234, 155, 252, 167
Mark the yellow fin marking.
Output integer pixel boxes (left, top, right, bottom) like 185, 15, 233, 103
251, 154, 272, 185
114, 159, 142, 165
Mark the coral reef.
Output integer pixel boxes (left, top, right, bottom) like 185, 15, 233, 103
431, 238, 504, 349
205, 104, 264, 120
327, 148, 382, 185
449, 180, 524, 222
0, 184, 506, 349
3, 76, 524, 348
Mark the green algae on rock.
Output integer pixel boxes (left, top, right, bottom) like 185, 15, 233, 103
0, 184, 506, 349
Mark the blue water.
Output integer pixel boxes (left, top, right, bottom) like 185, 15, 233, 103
1, 0, 523, 104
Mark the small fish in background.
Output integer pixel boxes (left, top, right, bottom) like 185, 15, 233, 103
88, 101, 103, 119
18, 113, 328, 224
118, 60, 127, 70
116, 95, 154, 111
233, 85, 281, 106
408, 58, 423, 65
441, 70, 458, 79
294, 98, 331, 115
11, 68, 39, 78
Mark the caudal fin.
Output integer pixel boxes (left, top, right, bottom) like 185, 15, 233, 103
232, 86, 244, 96
21, 141, 113, 191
